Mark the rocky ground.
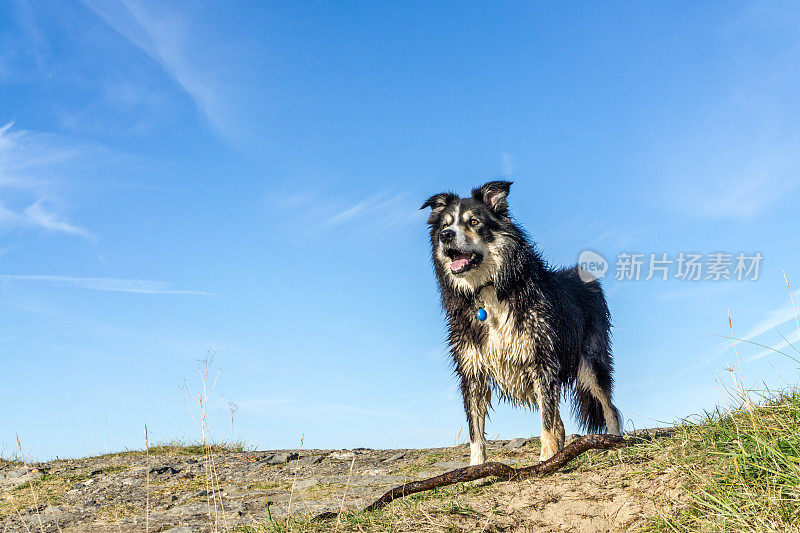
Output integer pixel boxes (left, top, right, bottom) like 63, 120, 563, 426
0, 431, 683, 532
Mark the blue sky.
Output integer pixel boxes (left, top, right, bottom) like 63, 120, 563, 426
2, 1, 800, 460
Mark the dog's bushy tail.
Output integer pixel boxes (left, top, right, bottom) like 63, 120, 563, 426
571, 278, 619, 434
571, 387, 608, 434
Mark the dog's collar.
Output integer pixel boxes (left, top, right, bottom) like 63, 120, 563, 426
474, 283, 493, 322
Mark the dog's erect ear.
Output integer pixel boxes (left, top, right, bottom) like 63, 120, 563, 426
420, 192, 457, 213
472, 181, 512, 215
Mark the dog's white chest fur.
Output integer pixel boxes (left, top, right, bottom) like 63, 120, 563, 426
460, 286, 537, 405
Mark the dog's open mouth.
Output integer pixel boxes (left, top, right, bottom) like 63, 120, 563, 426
445, 249, 483, 274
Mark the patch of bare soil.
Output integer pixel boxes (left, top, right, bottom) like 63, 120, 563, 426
442, 458, 678, 532
0, 433, 681, 532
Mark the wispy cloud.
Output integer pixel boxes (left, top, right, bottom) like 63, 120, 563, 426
0, 122, 74, 190
82, 0, 233, 143
741, 303, 797, 341
501, 152, 515, 175
323, 198, 376, 226
320, 192, 419, 229
269, 189, 423, 237
0, 275, 213, 295
23, 199, 93, 238
0, 199, 92, 238
702, 301, 800, 365
741, 290, 800, 363
747, 330, 800, 362
0, 122, 95, 238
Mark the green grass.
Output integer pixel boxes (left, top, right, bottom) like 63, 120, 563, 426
642, 386, 800, 532
93, 464, 130, 475
235, 379, 800, 532
148, 441, 249, 455
93, 439, 251, 458
235, 481, 493, 533
250, 480, 292, 491
1, 471, 85, 519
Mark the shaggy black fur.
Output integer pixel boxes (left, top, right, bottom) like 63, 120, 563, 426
421, 181, 621, 460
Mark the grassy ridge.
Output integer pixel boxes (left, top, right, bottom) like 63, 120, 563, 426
242, 383, 800, 532
644, 386, 800, 532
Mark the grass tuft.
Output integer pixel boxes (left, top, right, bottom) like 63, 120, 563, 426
642, 387, 800, 532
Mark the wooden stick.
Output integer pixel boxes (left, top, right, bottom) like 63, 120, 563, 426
314, 434, 626, 520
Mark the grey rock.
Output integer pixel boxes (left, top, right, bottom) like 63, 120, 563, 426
433, 461, 469, 470
503, 437, 530, 450
292, 478, 319, 490
328, 451, 356, 460
21, 514, 45, 526
224, 501, 245, 512
264, 452, 299, 464
164, 526, 194, 533
6, 467, 27, 479
382, 453, 405, 463
150, 465, 180, 475
297, 454, 326, 466
358, 474, 407, 486
42, 506, 72, 525
166, 502, 207, 518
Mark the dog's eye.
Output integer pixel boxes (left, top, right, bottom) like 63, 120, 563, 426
469, 218, 480, 226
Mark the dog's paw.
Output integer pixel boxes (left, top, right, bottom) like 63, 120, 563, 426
538, 436, 561, 462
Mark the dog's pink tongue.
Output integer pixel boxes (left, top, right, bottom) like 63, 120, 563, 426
450, 252, 471, 271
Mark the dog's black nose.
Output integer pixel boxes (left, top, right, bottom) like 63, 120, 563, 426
439, 229, 455, 243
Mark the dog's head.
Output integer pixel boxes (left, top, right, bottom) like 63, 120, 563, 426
421, 181, 515, 293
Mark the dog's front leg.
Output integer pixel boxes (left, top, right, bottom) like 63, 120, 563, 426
461, 375, 491, 466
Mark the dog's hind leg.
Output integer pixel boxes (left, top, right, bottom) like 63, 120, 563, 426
461, 375, 491, 465
577, 358, 623, 436
537, 378, 565, 462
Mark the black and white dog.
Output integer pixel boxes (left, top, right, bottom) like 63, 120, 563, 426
422, 181, 622, 465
